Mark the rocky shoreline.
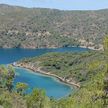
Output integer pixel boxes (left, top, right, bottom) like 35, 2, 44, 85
13, 63, 80, 88
1, 45, 103, 51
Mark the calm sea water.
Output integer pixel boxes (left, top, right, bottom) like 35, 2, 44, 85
14, 67, 72, 99
0, 47, 88, 64
0, 47, 89, 98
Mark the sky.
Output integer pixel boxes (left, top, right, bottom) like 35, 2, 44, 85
0, 0, 108, 10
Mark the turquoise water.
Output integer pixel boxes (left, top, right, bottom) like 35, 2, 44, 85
14, 67, 72, 99
0, 47, 89, 98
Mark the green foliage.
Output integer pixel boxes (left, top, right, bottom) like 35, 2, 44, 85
0, 49, 107, 108
18, 48, 107, 108
20, 51, 105, 83
0, 35, 108, 107
0, 65, 15, 91
0, 66, 26, 108
16, 82, 28, 96
103, 36, 108, 107
26, 89, 49, 108
103, 36, 108, 55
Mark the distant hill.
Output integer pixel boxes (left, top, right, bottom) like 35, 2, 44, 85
0, 4, 108, 49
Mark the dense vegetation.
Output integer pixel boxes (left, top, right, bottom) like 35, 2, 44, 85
0, 4, 108, 49
0, 65, 51, 108
19, 51, 105, 84
0, 4, 108, 107
2, 37, 105, 108
0, 58, 107, 108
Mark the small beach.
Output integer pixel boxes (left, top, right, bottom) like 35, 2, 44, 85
14, 66, 74, 99
13, 63, 80, 88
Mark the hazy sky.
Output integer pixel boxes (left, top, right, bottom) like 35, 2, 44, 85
0, 0, 108, 10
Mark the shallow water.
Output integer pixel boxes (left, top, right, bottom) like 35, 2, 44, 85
14, 67, 73, 99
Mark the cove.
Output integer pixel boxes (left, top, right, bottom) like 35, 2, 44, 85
0, 47, 89, 98
14, 67, 73, 99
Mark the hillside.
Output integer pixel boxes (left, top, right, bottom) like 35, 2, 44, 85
0, 4, 107, 49
0, 65, 106, 108
17, 51, 105, 85
0, 36, 107, 108
14, 50, 107, 108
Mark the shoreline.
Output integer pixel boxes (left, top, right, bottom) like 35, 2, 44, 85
1, 45, 103, 51
79, 45, 103, 51
13, 63, 80, 88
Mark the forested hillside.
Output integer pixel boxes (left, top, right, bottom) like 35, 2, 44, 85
0, 4, 108, 108
0, 4, 108, 49
18, 51, 105, 84
0, 36, 107, 108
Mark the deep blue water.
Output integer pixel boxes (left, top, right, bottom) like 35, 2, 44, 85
0, 47, 88, 64
0, 47, 89, 98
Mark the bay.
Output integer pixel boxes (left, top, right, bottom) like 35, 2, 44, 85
0, 47, 89, 98
0, 47, 89, 64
